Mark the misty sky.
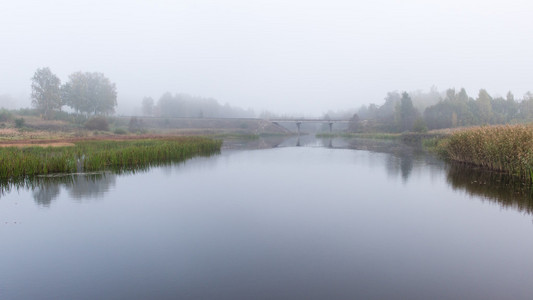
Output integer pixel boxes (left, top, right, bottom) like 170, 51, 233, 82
1, 0, 533, 115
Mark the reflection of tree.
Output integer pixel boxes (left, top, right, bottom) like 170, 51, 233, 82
66, 173, 116, 200
447, 164, 533, 214
384, 154, 413, 182
32, 184, 61, 207
223, 136, 286, 150
341, 138, 417, 182
0, 173, 116, 207
400, 154, 413, 182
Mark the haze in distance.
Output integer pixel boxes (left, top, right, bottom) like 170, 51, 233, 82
1, 0, 532, 116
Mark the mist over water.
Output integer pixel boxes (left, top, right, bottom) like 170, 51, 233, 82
2, 1, 533, 297
1, 137, 532, 299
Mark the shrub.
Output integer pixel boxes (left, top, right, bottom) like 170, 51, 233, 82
128, 117, 144, 132
16, 108, 40, 116
50, 110, 71, 121
15, 118, 25, 128
412, 118, 428, 133
84, 116, 109, 131
0, 109, 12, 122
114, 128, 127, 135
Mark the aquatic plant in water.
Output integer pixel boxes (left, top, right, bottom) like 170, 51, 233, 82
438, 124, 533, 183
0, 137, 222, 179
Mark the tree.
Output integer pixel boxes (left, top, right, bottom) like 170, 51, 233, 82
61, 72, 86, 115
141, 97, 154, 116
475, 89, 493, 124
455, 88, 475, 126
375, 91, 401, 131
348, 113, 361, 132
31, 67, 62, 119
520, 92, 533, 121
128, 116, 144, 132
63, 72, 117, 116
504, 91, 519, 121
395, 92, 419, 132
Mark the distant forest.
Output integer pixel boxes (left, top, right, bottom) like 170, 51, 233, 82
324, 87, 533, 133
140, 93, 255, 119
4, 70, 533, 134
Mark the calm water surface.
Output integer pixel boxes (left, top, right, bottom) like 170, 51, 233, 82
1, 137, 532, 299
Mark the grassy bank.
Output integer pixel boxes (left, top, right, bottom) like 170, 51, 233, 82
0, 137, 222, 179
316, 132, 448, 146
437, 125, 533, 182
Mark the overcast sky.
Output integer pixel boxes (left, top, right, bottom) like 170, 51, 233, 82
1, 0, 532, 115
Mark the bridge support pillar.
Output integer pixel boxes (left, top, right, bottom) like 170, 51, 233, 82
296, 122, 302, 134
328, 122, 333, 133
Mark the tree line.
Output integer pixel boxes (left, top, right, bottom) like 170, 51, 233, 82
351, 87, 533, 132
31, 67, 117, 119
140, 92, 255, 119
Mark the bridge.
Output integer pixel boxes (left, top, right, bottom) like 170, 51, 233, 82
115, 115, 352, 134
269, 118, 351, 133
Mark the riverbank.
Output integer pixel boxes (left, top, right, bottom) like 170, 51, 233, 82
316, 131, 449, 144
0, 137, 222, 179
436, 124, 533, 183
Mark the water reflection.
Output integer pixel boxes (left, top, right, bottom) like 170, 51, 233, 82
315, 136, 427, 183
312, 136, 533, 212
447, 163, 533, 213
32, 182, 61, 207
1, 173, 116, 206
3, 137, 533, 300
66, 173, 116, 201
222, 136, 286, 150
2, 135, 533, 214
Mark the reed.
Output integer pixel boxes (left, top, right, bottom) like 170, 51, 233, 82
437, 125, 533, 183
0, 137, 222, 179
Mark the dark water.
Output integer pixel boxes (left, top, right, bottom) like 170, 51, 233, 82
1, 137, 532, 300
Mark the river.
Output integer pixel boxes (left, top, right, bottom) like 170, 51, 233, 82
1, 136, 532, 299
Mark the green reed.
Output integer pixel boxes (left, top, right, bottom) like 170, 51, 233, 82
0, 137, 222, 179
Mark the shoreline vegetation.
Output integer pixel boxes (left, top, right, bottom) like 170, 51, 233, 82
2, 104, 533, 185
436, 124, 533, 184
315, 131, 449, 144
317, 125, 533, 185
0, 137, 222, 179
316, 132, 401, 139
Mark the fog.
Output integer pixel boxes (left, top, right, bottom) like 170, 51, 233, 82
1, 0, 532, 116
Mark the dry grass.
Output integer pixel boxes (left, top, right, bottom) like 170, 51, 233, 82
438, 124, 533, 182
0, 128, 76, 141
0, 142, 75, 148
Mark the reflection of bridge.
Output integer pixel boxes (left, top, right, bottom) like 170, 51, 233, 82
270, 119, 351, 133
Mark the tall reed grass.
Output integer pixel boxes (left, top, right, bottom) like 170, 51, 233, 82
0, 137, 222, 179
438, 125, 533, 183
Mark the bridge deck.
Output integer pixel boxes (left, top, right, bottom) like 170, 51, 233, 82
270, 119, 350, 123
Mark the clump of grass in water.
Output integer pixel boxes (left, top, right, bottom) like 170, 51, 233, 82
437, 124, 533, 183
0, 137, 222, 179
